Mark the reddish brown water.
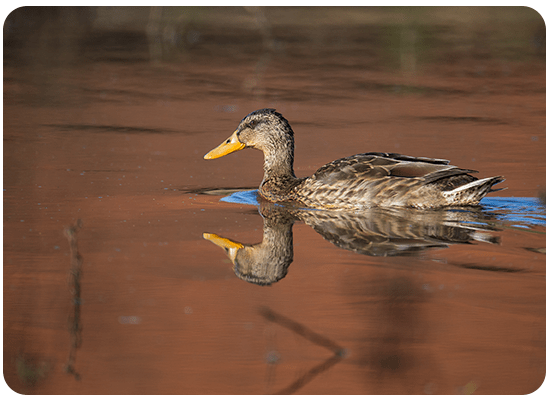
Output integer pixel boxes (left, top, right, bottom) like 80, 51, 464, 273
3, 7, 545, 395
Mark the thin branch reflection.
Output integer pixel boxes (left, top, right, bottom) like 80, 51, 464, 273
260, 307, 346, 395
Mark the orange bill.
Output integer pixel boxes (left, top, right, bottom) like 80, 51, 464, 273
204, 130, 245, 159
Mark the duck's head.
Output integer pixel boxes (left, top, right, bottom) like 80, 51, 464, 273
204, 108, 294, 160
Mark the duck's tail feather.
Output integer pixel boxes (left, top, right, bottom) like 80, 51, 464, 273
442, 176, 505, 205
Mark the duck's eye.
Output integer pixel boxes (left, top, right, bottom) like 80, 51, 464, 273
248, 120, 259, 129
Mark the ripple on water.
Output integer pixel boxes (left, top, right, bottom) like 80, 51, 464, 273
480, 197, 545, 228
220, 191, 545, 230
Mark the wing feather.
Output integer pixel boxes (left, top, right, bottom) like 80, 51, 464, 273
313, 153, 467, 185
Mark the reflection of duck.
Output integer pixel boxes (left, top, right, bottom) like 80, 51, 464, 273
204, 197, 500, 285
204, 109, 504, 210
204, 204, 295, 286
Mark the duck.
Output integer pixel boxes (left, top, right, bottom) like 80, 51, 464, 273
204, 108, 504, 210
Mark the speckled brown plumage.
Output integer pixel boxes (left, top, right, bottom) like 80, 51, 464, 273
205, 108, 504, 210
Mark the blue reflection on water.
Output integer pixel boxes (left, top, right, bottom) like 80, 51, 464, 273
221, 190, 260, 206
480, 197, 545, 227
221, 191, 546, 228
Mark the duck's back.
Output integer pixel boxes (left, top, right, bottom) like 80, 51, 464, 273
292, 152, 503, 210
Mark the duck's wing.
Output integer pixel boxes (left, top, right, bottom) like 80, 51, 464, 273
295, 153, 483, 208
311, 153, 476, 185
359, 152, 450, 165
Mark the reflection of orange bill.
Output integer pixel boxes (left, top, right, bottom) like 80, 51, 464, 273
203, 232, 244, 263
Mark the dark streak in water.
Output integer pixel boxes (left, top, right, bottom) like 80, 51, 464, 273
524, 247, 545, 254
181, 187, 256, 196
64, 219, 83, 381
412, 116, 508, 125
459, 263, 524, 273
44, 124, 177, 134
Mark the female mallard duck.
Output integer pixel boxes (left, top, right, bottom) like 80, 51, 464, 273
204, 108, 504, 210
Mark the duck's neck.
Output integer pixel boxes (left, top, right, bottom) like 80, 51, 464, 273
263, 144, 296, 181
259, 140, 300, 201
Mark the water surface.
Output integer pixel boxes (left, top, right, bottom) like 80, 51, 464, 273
3, 6, 545, 395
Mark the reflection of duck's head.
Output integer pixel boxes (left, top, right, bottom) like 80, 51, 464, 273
203, 231, 292, 286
